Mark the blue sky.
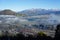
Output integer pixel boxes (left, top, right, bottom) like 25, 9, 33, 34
0, 0, 60, 11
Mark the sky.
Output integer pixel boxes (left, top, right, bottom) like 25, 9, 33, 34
0, 0, 60, 11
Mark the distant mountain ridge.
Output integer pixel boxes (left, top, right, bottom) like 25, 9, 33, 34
18, 9, 60, 16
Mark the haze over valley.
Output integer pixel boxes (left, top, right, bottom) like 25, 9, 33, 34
0, 9, 60, 37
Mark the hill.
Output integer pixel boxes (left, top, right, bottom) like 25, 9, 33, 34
0, 9, 16, 15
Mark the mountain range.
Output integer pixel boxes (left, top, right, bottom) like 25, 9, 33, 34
0, 9, 60, 15
18, 9, 60, 16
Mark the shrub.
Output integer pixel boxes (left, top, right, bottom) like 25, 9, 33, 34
37, 31, 47, 36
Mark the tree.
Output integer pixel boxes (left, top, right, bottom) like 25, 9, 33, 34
54, 24, 60, 40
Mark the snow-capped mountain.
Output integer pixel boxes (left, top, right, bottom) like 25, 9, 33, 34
18, 8, 60, 16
